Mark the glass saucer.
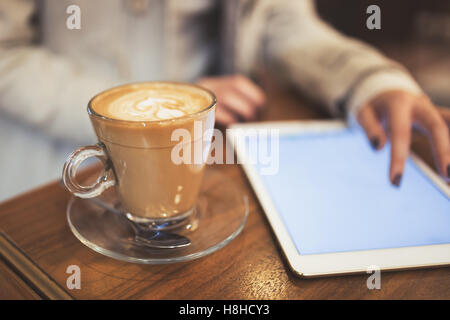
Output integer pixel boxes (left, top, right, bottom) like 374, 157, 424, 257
66, 168, 249, 264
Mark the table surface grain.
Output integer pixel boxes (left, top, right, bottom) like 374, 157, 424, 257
0, 82, 448, 300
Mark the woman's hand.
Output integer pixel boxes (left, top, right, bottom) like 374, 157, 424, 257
357, 90, 450, 186
197, 75, 266, 127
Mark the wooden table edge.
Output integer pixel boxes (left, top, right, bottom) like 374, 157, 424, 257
0, 230, 73, 300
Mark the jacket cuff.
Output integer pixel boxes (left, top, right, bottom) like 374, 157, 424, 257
346, 69, 423, 117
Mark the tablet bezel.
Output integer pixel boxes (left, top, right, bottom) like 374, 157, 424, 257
228, 120, 450, 278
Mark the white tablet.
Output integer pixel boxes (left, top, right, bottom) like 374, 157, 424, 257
228, 120, 450, 277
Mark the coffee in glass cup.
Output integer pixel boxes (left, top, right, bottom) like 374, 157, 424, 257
62, 82, 216, 228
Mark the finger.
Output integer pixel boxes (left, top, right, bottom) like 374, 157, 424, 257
437, 107, 450, 127
414, 104, 450, 179
388, 104, 413, 187
215, 105, 239, 127
231, 75, 266, 108
357, 104, 387, 150
221, 91, 258, 121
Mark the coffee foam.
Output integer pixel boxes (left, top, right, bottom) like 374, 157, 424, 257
91, 83, 213, 121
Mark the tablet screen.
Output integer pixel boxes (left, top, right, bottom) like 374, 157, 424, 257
249, 127, 450, 255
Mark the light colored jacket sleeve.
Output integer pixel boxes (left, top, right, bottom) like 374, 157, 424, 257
0, 0, 115, 145
234, 0, 422, 117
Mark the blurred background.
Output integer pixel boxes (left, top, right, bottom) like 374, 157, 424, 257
0, 0, 449, 202
317, 0, 450, 107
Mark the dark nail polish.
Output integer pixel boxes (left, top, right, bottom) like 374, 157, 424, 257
447, 164, 450, 178
392, 174, 402, 187
370, 137, 380, 150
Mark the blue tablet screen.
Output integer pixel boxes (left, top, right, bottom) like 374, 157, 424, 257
249, 127, 450, 255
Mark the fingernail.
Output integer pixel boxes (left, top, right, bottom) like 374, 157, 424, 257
447, 164, 450, 178
392, 174, 402, 187
370, 137, 380, 150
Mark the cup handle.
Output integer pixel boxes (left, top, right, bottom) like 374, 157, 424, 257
62, 143, 116, 198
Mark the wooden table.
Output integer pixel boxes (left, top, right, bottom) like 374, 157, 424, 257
0, 83, 448, 300
0, 257, 40, 300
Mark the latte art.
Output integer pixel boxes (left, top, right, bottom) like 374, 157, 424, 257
91, 83, 213, 121
109, 91, 187, 121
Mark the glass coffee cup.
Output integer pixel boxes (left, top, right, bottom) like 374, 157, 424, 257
62, 82, 216, 229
